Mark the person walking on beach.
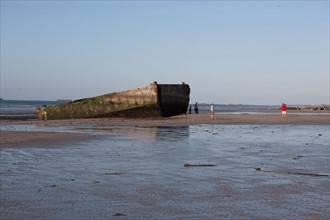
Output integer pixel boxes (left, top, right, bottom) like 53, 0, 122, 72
210, 103, 215, 120
194, 102, 199, 114
281, 103, 287, 118
188, 106, 192, 114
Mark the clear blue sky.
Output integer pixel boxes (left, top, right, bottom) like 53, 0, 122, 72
1, 0, 329, 105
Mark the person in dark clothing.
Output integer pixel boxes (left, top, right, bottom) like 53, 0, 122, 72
194, 102, 199, 114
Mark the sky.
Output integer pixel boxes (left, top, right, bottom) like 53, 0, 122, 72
1, 0, 329, 105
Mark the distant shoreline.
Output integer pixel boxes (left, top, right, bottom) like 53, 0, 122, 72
1, 99, 329, 106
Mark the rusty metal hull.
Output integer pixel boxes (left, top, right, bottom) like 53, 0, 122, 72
36, 82, 190, 120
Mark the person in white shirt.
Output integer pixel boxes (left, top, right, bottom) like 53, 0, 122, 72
210, 103, 215, 120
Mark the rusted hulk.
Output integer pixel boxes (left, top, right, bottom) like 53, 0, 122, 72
36, 82, 190, 120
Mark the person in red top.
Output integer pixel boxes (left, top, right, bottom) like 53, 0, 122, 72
281, 103, 287, 118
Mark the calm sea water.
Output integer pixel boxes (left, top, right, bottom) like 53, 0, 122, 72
0, 100, 61, 120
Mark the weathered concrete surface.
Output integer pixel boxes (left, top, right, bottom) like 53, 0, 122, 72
36, 82, 190, 120
157, 84, 190, 117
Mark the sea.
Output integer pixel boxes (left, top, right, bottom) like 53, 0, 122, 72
0, 100, 63, 120
1, 99, 328, 120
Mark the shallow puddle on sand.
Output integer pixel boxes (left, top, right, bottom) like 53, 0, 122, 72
1, 125, 329, 219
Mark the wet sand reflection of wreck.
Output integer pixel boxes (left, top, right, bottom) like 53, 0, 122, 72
74, 126, 190, 142
36, 82, 190, 120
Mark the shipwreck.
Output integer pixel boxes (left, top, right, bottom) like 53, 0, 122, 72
36, 82, 190, 120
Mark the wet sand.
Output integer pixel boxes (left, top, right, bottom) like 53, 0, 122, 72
1, 113, 329, 148
1, 114, 329, 219
0, 131, 95, 148
1, 111, 329, 127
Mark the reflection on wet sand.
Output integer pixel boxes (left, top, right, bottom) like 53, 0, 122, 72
74, 125, 190, 142
1, 124, 329, 219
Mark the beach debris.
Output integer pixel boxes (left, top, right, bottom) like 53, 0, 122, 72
184, 163, 217, 167
113, 213, 127, 217
285, 171, 330, 177
104, 172, 125, 175
254, 168, 330, 177
35, 106, 47, 120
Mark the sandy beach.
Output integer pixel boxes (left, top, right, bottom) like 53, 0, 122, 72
1, 113, 329, 148
0, 131, 96, 148
1, 113, 329, 219
2, 111, 330, 126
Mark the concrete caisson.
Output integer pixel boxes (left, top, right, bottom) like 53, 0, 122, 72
36, 82, 190, 120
